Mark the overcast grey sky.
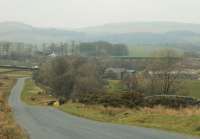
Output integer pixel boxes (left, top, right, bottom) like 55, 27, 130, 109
0, 0, 200, 28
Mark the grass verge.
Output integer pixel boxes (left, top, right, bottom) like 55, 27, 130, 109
21, 79, 56, 105
21, 79, 200, 137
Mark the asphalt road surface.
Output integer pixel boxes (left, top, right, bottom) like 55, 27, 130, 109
9, 78, 200, 139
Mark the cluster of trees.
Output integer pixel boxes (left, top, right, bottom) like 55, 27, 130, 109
122, 49, 183, 96
34, 56, 105, 100
0, 41, 37, 60
0, 41, 128, 62
80, 41, 128, 57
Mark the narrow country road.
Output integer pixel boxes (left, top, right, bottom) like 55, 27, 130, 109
9, 78, 199, 139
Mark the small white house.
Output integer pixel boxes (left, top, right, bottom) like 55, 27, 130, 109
48, 52, 57, 57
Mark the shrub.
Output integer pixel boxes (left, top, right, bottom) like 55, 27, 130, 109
78, 93, 200, 109
98, 93, 122, 107
78, 92, 145, 108
121, 93, 145, 108
78, 93, 101, 105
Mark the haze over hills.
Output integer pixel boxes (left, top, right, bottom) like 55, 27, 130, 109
0, 21, 85, 43
76, 22, 200, 34
0, 21, 200, 46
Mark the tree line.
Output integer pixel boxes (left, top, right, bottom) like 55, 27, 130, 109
79, 41, 128, 57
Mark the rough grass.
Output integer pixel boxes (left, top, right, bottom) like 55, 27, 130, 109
59, 103, 200, 136
0, 74, 28, 139
21, 79, 56, 105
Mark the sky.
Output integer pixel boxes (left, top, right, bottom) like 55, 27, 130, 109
0, 0, 200, 28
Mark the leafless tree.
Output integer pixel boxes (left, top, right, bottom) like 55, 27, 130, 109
145, 49, 183, 95
123, 74, 138, 93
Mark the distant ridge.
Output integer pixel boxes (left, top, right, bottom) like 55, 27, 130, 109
76, 21, 200, 34
0, 21, 83, 43
0, 21, 200, 45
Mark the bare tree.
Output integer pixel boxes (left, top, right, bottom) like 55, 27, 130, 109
145, 49, 183, 95
34, 56, 105, 100
123, 74, 138, 93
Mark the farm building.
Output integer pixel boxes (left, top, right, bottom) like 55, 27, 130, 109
105, 68, 136, 80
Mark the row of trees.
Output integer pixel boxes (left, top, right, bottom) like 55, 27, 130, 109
80, 41, 128, 57
0, 41, 37, 57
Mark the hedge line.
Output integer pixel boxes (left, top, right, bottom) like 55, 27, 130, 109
145, 95, 200, 108
77, 93, 200, 108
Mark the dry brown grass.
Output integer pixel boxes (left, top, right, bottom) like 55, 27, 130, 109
0, 75, 28, 139
142, 106, 200, 116
58, 102, 200, 136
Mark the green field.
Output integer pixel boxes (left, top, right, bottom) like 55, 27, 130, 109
0, 59, 35, 66
182, 80, 200, 98
128, 45, 184, 57
0, 68, 13, 72
108, 79, 200, 99
107, 80, 126, 93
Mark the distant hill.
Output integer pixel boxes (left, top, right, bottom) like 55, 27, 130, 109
77, 22, 200, 34
1, 21, 200, 46
0, 22, 85, 43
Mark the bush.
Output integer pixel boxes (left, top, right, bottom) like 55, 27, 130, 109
98, 93, 123, 107
77, 93, 101, 105
121, 93, 145, 108
78, 92, 145, 108
78, 92, 200, 108
58, 97, 66, 105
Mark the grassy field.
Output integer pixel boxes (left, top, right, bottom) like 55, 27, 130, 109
107, 80, 126, 93
0, 69, 31, 139
128, 45, 159, 57
182, 80, 200, 98
21, 79, 200, 136
0, 59, 35, 67
128, 45, 184, 57
108, 79, 200, 98
3, 70, 32, 78
0, 68, 13, 73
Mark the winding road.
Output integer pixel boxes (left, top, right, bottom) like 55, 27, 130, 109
9, 78, 199, 139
